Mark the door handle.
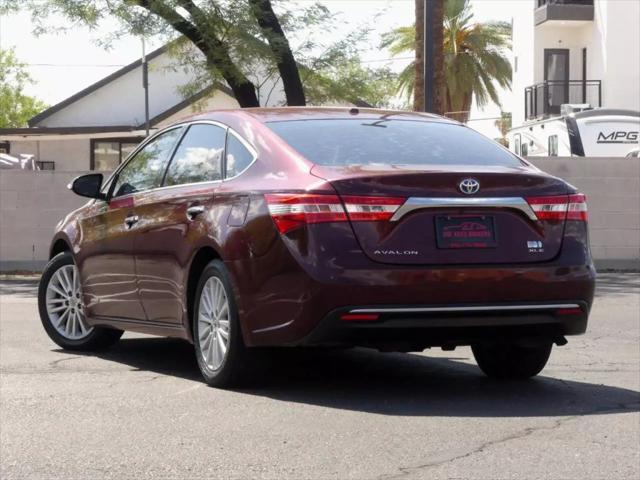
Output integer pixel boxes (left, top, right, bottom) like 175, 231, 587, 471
186, 205, 205, 220
124, 215, 139, 228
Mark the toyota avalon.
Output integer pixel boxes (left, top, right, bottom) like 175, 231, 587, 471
38, 108, 596, 387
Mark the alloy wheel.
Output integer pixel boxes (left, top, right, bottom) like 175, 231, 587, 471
198, 276, 231, 370
45, 264, 93, 340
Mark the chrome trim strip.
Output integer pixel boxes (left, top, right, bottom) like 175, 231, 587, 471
351, 304, 581, 314
390, 197, 538, 222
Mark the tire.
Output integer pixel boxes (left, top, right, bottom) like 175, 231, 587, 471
472, 342, 552, 379
193, 259, 253, 388
38, 251, 123, 351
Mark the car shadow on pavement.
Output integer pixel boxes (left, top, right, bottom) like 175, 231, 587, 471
595, 272, 639, 297
73, 336, 640, 418
0, 279, 39, 298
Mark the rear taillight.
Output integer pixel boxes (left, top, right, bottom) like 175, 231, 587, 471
525, 194, 588, 222
567, 194, 588, 221
265, 193, 405, 234
343, 196, 405, 221
265, 194, 346, 234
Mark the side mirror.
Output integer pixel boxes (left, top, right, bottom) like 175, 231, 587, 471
69, 173, 106, 200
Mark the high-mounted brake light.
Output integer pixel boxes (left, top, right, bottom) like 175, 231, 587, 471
265, 193, 406, 234
525, 194, 588, 222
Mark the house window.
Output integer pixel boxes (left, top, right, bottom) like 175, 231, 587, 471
91, 138, 144, 171
548, 135, 559, 156
514, 134, 522, 156
0, 141, 9, 154
37, 161, 55, 170
521, 141, 529, 157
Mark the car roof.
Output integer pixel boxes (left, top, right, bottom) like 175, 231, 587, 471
187, 107, 459, 125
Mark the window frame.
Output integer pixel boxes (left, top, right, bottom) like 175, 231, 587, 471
101, 120, 258, 202
90, 137, 146, 171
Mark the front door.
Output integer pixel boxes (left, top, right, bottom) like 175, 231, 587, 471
133, 123, 226, 326
544, 49, 570, 115
79, 126, 184, 323
76, 195, 144, 321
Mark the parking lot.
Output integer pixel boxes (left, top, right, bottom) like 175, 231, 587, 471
1, 273, 639, 479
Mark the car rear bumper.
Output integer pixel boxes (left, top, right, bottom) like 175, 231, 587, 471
230, 221, 596, 347
298, 301, 589, 349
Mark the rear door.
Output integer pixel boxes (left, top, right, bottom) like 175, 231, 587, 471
267, 118, 571, 266
133, 123, 226, 325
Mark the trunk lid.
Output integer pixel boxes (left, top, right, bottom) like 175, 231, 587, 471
312, 164, 571, 265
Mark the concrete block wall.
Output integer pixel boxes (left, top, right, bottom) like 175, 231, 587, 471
529, 157, 640, 270
0, 158, 639, 272
0, 170, 89, 271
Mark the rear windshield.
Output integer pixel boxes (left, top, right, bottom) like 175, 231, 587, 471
266, 119, 523, 167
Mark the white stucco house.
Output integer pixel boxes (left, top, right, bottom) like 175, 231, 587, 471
510, 0, 640, 126
1, 43, 362, 172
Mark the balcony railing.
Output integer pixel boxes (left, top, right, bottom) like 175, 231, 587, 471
537, 0, 593, 6
525, 80, 601, 120
535, 0, 594, 25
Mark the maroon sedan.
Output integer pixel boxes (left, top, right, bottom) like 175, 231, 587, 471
38, 108, 595, 387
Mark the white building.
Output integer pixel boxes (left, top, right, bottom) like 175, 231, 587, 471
1, 44, 362, 171
511, 0, 640, 125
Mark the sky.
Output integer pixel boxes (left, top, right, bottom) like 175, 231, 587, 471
0, 0, 514, 137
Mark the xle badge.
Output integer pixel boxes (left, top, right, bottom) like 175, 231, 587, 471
527, 240, 544, 253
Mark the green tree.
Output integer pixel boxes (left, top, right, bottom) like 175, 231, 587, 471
5, 0, 397, 108
0, 48, 48, 128
382, 0, 511, 120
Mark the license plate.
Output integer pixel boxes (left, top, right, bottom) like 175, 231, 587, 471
435, 215, 497, 249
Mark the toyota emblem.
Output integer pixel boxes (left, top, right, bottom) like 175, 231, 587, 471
459, 178, 480, 195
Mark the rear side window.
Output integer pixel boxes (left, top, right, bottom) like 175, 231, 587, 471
112, 127, 182, 197
164, 124, 225, 186
266, 119, 523, 167
225, 132, 255, 178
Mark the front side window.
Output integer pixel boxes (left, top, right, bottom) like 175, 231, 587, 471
112, 128, 182, 197
548, 135, 558, 156
164, 124, 225, 187
266, 119, 524, 167
225, 132, 255, 178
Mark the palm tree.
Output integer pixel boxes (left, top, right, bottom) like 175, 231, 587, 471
382, 0, 511, 121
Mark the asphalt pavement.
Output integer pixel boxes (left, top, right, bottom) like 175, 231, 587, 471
1, 273, 639, 479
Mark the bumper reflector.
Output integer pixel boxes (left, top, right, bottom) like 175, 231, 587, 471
340, 313, 380, 321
